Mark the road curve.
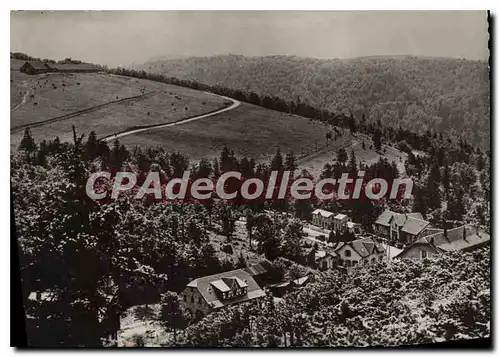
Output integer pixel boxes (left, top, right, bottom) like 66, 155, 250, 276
102, 93, 241, 142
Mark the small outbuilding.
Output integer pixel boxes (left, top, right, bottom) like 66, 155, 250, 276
20, 61, 53, 75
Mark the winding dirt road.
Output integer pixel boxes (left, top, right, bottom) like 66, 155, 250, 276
101, 93, 241, 142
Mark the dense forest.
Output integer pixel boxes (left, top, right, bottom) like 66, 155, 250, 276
138, 55, 490, 149
13, 129, 490, 346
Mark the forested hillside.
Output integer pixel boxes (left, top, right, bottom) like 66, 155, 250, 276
139, 55, 490, 149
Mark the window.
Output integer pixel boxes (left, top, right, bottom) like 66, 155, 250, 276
422, 250, 428, 259
183, 295, 187, 302
191, 296, 194, 303
352, 261, 358, 266
345, 250, 351, 257
198, 297, 202, 304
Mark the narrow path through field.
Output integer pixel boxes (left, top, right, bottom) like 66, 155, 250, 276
11, 79, 34, 111
11, 91, 29, 112
102, 93, 241, 142
11, 91, 157, 134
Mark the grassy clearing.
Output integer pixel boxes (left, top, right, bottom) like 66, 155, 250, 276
117, 102, 334, 163
11, 59, 35, 108
10, 72, 227, 149
11, 72, 144, 127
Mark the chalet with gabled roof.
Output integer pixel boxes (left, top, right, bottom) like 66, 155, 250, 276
181, 268, 265, 318
374, 209, 430, 245
334, 237, 387, 267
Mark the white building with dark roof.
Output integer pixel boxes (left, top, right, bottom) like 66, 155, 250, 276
312, 209, 352, 232
333, 237, 387, 267
181, 268, 265, 318
332, 213, 351, 233
312, 209, 335, 229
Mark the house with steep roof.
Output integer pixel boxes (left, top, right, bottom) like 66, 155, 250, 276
180, 268, 265, 318
374, 209, 430, 245
334, 237, 387, 267
395, 225, 490, 260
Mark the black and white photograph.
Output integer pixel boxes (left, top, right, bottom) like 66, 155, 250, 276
10, 10, 491, 348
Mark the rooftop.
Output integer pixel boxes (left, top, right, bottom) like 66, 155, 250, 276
396, 225, 490, 258
186, 268, 265, 309
401, 217, 430, 236
312, 209, 335, 218
375, 209, 429, 235
22, 61, 51, 70
337, 237, 386, 258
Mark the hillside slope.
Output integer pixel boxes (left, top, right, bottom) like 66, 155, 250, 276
137, 55, 490, 149
10, 60, 228, 148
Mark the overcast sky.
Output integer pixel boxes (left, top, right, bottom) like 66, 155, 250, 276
11, 11, 489, 67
